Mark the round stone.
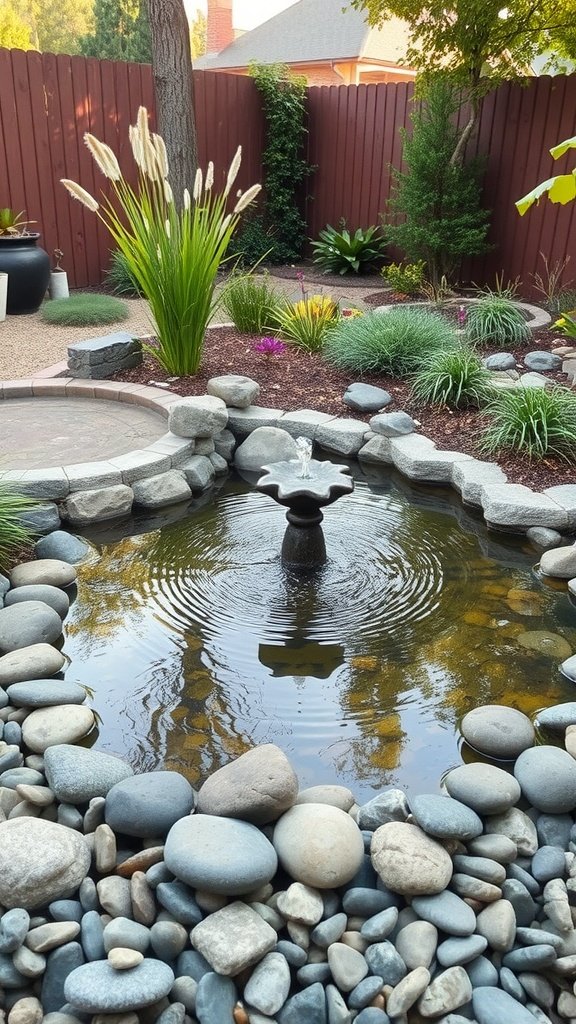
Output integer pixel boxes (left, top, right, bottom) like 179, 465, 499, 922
411, 892, 476, 937
0, 643, 66, 685
514, 745, 576, 813
343, 383, 392, 413
483, 353, 516, 370
444, 763, 521, 815
5, 585, 70, 619
410, 794, 482, 841
0, 602, 63, 653
243, 952, 291, 1016
22, 705, 95, 753
0, 818, 90, 909
197, 744, 298, 824
108, 948, 144, 970
44, 744, 133, 803
524, 351, 562, 371
460, 705, 535, 759
370, 822, 453, 896
537, 702, 576, 732
472, 986, 551, 1024
105, 771, 195, 838
273, 804, 364, 889
64, 960, 174, 1012
7, 679, 87, 708
206, 375, 260, 409
165, 814, 277, 895
516, 631, 572, 659
295, 785, 355, 811
9, 559, 76, 589
35, 531, 91, 564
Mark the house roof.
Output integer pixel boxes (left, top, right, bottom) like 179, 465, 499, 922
195, 0, 411, 70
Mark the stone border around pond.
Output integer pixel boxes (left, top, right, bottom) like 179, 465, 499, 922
372, 297, 552, 332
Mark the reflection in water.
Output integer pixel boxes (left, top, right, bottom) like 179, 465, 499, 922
63, 469, 576, 800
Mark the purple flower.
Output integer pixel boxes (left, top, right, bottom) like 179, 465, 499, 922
457, 305, 467, 327
254, 336, 287, 358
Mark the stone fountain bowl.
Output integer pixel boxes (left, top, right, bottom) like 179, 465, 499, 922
257, 458, 354, 515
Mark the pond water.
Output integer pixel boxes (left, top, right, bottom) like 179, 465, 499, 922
64, 465, 576, 802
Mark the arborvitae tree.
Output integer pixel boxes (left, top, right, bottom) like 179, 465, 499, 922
81, 0, 151, 62
0, 1, 33, 47
385, 80, 491, 287
190, 9, 206, 59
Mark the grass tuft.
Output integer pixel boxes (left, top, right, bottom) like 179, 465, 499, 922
481, 385, 576, 461
324, 306, 458, 376
411, 348, 492, 408
466, 295, 531, 347
41, 293, 129, 327
104, 250, 143, 297
220, 273, 287, 333
0, 486, 36, 573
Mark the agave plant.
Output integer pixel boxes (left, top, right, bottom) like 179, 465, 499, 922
311, 223, 386, 275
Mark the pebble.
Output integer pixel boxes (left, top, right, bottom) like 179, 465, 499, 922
360, 906, 399, 942
349, 975, 385, 1009
295, 784, 355, 810
0, 908, 30, 952
437, 935, 488, 967
276, 883, 324, 925
165, 814, 278, 895
450, 873, 502, 902
501, 879, 539, 926
273, 803, 364, 888
444, 763, 521, 814
311, 912, 347, 947
48, 901, 82, 924
105, 771, 195, 838
39, 941, 85, 1014
410, 794, 483, 841
371, 822, 452, 895
107, 947, 144, 970
537, 701, 576, 731
460, 705, 535, 759
97, 877, 132, 918
514, 745, 576, 812
63, 959, 174, 1012
277, 981, 328, 1024
327, 942, 369, 991
35, 531, 90, 564
466, 955, 499, 987
485, 808, 538, 856
417, 966, 472, 1018
364, 941, 407, 985
26, 922, 81, 953
355, 1011, 389, 1024
412, 891, 477, 936
452, 854, 506, 885
43, 745, 133, 803
8, 996, 43, 1024
103, 918, 150, 954
342, 887, 398, 916
150, 921, 187, 961
387, 966, 430, 1016
94, 823, 117, 873
501, 944, 557, 971
395, 921, 438, 970
191, 902, 277, 976
194, 972, 236, 1024
7, 680, 87, 708
155, 881, 202, 926
475, 899, 516, 951
243, 952, 291, 1015
22, 705, 95, 754
0, 644, 66, 686
472, 985, 548, 1024
81, 911, 105, 961
357, 790, 410, 831
518, 971, 555, 1008
275, 940, 307, 968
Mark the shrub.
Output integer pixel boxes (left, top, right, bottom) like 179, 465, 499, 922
105, 249, 143, 297
324, 307, 458, 376
411, 348, 492, 408
276, 294, 340, 353
312, 223, 386, 275
481, 385, 576, 461
0, 485, 36, 573
383, 260, 426, 295
41, 293, 129, 326
220, 273, 286, 333
466, 294, 531, 347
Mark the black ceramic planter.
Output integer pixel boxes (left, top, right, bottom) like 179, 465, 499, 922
0, 234, 51, 315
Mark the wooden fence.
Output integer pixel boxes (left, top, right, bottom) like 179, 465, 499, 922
0, 47, 574, 291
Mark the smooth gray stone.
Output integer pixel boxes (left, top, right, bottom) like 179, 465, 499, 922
49, 901, 82, 924
445, 763, 521, 815
361, 906, 399, 942
343, 383, 393, 412
514, 746, 576, 813
44, 744, 133, 803
484, 352, 516, 370
515, 928, 563, 952
2, 721, 21, 745
526, 526, 563, 550
176, 949, 212, 982
35, 532, 91, 564
518, 972, 555, 1009
0, 689, 7, 708
0, 952, 26, 988
64, 959, 175, 1012
0, 908, 30, 952
466, 955, 499, 987
150, 920, 187, 961
355, 1011, 389, 1024
80, 911, 105, 961
322, 891, 341, 918
472, 986, 540, 1024
531, 846, 566, 884
311, 912, 347, 947
103, 917, 150, 954
5, 585, 70, 619
507, 863, 540, 896
78, 878, 98, 913
297, 963, 332, 986
7, 679, 87, 707
41, 942, 85, 1014
344, 855, 378, 890
244, 952, 290, 1015
105, 771, 195, 838
537, 702, 576, 732
349, 975, 385, 1009
275, 940, 307, 967
0, 574, 9, 597
325, 984, 351, 1024
0, 767, 41, 793
467, 834, 517, 864
155, 1006, 186, 1024
437, 935, 487, 967
171, 976, 198, 1014
411, 794, 483, 841
536, 813, 572, 850
278, 981, 327, 1024
524, 351, 562, 370
502, 944, 557, 971
452, 855, 505, 886
357, 790, 409, 831
364, 941, 407, 985
155, 881, 202, 926
369, 411, 415, 437
412, 892, 476, 937
501, 880, 538, 926
0, 601, 63, 652
343, 887, 399, 916
500, 967, 527, 1003
146, 863, 174, 888
0, 746, 23, 771
165, 814, 277, 895
58, 803, 84, 830
461, 705, 535, 759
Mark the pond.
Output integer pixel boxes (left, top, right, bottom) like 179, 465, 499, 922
64, 465, 576, 802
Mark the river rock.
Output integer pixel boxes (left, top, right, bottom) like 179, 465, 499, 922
387, 966, 430, 1016
472, 985, 548, 1024
524, 351, 562, 371
541, 546, 576, 579
197, 744, 298, 824
0, 643, 66, 685
410, 794, 483, 841
0, 908, 30, 952
483, 352, 517, 370
131, 472, 192, 510
277, 882, 324, 925
5, 585, 70, 619
437, 935, 488, 967
484, 808, 538, 855
411, 892, 476, 937
278, 981, 327, 1024
0, 602, 63, 653
537, 702, 576, 732
369, 411, 416, 437
191, 901, 276, 975
371, 822, 453, 896
7, 679, 86, 708
273, 803, 364, 888
395, 921, 438, 970
64, 959, 174, 1012
10, 559, 76, 589
0, 818, 90, 908
444, 763, 521, 815
517, 630, 572, 658
475, 900, 516, 951
514, 745, 576, 812
194, 972, 236, 1024
418, 966, 472, 1018
327, 942, 369, 991
343, 383, 392, 412
105, 771, 195, 838
44, 744, 133, 803
460, 705, 535, 758
35, 531, 91, 564
531, 845, 566, 883
165, 814, 277, 894
364, 941, 406, 985
296, 784, 355, 811
243, 951, 291, 1015
22, 705, 95, 753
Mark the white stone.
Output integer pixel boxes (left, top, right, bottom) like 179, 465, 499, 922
273, 804, 364, 889
191, 902, 276, 975
480, 484, 568, 530
276, 883, 324, 925
371, 822, 453, 896
540, 545, 576, 579
0, 818, 90, 908
452, 459, 508, 506
22, 705, 95, 753
206, 374, 260, 408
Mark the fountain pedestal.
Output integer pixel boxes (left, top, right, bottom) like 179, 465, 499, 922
257, 453, 354, 570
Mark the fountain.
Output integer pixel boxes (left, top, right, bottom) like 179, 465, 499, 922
256, 438, 354, 569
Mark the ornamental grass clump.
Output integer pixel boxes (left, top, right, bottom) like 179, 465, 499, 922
481, 385, 576, 461
61, 108, 261, 376
411, 348, 492, 409
324, 307, 458, 377
466, 294, 531, 348
276, 295, 340, 353
221, 272, 286, 333
0, 485, 36, 572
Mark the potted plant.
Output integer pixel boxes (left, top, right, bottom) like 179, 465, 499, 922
49, 249, 69, 300
0, 208, 50, 315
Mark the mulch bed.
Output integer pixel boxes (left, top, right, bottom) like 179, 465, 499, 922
113, 322, 576, 493
267, 263, 384, 289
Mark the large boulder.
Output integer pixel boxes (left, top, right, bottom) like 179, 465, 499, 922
235, 427, 299, 473
197, 744, 298, 824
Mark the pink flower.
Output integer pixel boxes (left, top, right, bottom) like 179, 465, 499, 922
254, 337, 287, 358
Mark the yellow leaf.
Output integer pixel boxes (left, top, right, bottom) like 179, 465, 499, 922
550, 135, 576, 160
548, 172, 576, 205
515, 176, 559, 216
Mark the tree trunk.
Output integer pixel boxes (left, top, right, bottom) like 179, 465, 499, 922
146, 0, 198, 209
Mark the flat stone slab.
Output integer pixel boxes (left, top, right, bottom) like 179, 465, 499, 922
1, 398, 167, 470
480, 484, 569, 530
